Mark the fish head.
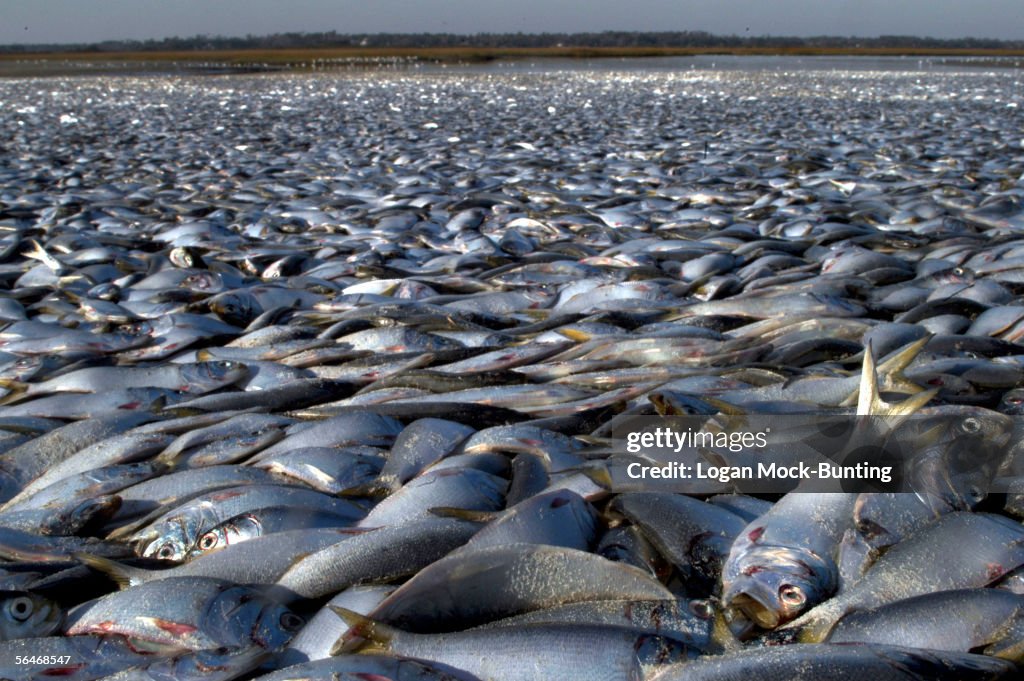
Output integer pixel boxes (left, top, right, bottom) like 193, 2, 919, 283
210, 586, 303, 650
169, 246, 205, 269
721, 545, 837, 629
188, 360, 250, 390
999, 388, 1024, 415
56, 495, 122, 533
253, 603, 305, 650
138, 533, 188, 562
185, 513, 262, 560
946, 409, 1013, 445
209, 292, 259, 325
119, 320, 154, 338
0, 591, 62, 639
1, 355, 44, 381
903, 407, 1013, 510
135, 510, 209, 562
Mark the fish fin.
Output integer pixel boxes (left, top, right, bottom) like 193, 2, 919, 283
21, 238, 47, 261
338, 481, 392, 499
556, 328, 592, 342
328, 606, 396, 655
708, 602, 743, 654
195, 348, 215, 361
875, 334, 932, 393
578, 465, 613, 490
700, 396, 747, 416
22, 238, 62, 272
850, 340, 880, 412
848, 340, 936, 415
867, 387, 938, 418
73, 552, 143, 589
795, 617, 836, 644
152, 448, 182, 469
0, 379, 28, 405
427, 507, 494, 522
983, 617, 1024, 661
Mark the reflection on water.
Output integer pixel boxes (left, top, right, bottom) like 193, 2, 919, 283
422, 54, 1023, 75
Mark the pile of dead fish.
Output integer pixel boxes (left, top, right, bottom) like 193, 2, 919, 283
1, 61, 1024, 679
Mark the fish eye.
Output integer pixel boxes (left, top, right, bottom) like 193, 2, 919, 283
154, 543, 179, 560
279, 612, 304, 631
197, 532, 219, 551
8, 597, 34, 622
689, 599, 714, 620
779, 584, 806, 607
960, 417, 981, 434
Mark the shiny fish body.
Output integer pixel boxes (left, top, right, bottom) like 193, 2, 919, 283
127, 484, 366, 561
64, 577, 301, 652
649, 643, 1014, 681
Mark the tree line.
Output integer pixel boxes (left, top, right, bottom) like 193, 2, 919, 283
2, 30, 1022, 53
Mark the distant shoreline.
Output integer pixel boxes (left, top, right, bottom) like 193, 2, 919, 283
1, 46, 1022, 77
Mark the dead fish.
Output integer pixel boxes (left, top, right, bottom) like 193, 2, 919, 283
721, 493, 858, 630
334, 608, 694, 681
649, 642, 1015, 681
63, 577, 302, 652
828, 589, 1024, 661
778, 512, 1024, 642
365, 543, 675, 633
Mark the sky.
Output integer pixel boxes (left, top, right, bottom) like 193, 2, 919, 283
1, 0, 1021, 45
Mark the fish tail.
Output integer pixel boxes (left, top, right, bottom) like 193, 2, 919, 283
876, 334, 932, 393
22, 238, 63, 272
73, 552, 144, 589
20, 238, 48, 262
847, 340, 937, 416
328, 606, 397, 655
0, 378, 28, 404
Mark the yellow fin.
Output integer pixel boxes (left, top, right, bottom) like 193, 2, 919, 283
427, 507, 495, 522
849, 340, 936, 416
556, 328, 592, 343
328, 606, 396, 656
74, 552, 142, 590
0, 379, 28, 405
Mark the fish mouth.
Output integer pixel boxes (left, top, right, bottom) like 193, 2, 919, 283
728, 592, 780, 629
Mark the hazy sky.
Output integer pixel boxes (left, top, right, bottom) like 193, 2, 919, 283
1, 0, 1021, 45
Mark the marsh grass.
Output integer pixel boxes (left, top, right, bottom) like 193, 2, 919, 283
2, 45, 1022, 77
